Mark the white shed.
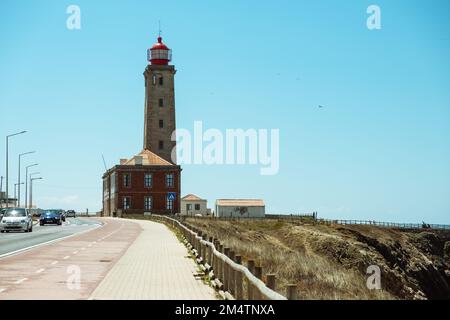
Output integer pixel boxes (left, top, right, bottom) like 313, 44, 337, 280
181, 194, 208, 216
215, 199, 265, 218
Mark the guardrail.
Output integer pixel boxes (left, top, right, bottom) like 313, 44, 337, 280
151, 215, 291, 300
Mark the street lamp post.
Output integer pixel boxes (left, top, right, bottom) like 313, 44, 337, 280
14, 182, 24, 206
18, 151, 35, 207
30, 177, 43, 211
5, 131, 27, 208
25, 164, 38, 210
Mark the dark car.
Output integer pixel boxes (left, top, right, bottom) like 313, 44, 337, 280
66, 210, 76, 218
40, 210, 63, 226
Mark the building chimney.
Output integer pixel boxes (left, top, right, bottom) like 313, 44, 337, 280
120, 159, 127, 165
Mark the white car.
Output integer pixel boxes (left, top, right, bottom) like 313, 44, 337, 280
0, 208, 33, 233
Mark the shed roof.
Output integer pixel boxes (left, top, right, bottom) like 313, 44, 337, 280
181, 194, 205, 201
216, 199, 265, 207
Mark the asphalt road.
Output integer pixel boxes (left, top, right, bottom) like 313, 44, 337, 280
0, 218, 102, 257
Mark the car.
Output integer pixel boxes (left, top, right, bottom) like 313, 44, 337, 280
66, 210, 76, 218
39, 210, 63, 226
46, 209, 66, 222
0, 208, 33, 233
0, 208, 5, 220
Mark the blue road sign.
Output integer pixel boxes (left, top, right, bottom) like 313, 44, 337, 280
167, 192, 176, 201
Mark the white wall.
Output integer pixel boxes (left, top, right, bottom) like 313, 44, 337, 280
215, 205, 265, 218
181, 200, 208, 216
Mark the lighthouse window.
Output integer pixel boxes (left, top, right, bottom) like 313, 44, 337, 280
159, 98, 163, 107
152, 75, 156, 85
159, 119, 164, 128
159, 140, 164, 150
159, 77, 164, 86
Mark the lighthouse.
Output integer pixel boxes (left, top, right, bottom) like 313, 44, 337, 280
143, 36, 177, 164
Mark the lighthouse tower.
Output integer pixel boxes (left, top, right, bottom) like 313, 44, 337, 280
143, 36, 177, 164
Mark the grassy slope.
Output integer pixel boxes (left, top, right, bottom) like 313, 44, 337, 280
185, 218, 450, 300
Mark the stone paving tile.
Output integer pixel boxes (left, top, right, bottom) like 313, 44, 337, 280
90, 218, 217, 300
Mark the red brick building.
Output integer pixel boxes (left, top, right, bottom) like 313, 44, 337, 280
103, 150, 181, 216
102, 35, 181, 216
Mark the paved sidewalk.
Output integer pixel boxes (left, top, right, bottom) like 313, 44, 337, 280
89, 218, 217, 300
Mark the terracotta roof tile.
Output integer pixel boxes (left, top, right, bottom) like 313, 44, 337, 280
123, 149, 174, 166
181, 194, 205, 201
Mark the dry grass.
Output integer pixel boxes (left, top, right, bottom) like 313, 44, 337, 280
185, 218, 394, 300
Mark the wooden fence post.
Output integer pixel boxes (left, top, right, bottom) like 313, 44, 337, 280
254, 266, 262, 300
201, 234, 207, 263
266, 274, 276, 291
218, 244, 223, 282
208, 237, 213, 266
197, 231, 203, 258
247, 260, 255, 300
235, 255, 243, 300
287, 284, 298, 300
223, 247, 230, 291
213, 239, 218, 277
229, 250, 235, 296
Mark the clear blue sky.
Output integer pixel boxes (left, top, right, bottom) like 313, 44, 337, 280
1, 0, 449, 223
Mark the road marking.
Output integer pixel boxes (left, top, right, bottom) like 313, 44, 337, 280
73, 251, 78, 254
0, 288, 6, 293
51, 261, 58, 265
14, 278, 28, 284
0, 223, 103, 259
81, 247, 86, 250
88, 244, 92, 247
36, 268, 45, 273
63, 256, 70, 260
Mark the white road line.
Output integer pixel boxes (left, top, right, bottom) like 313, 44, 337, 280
36, 268, 45, 273
73, 251, 78, 254
51, 261, 58, 265
0, 288, 6, 293
0, 223, 103, 259
63, 256, 70, 260
14, 278, 28, 284
81, 247, 86, 250
88, 244, 92, 247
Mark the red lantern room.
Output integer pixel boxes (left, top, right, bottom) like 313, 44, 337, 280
147, 36, 172, 65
